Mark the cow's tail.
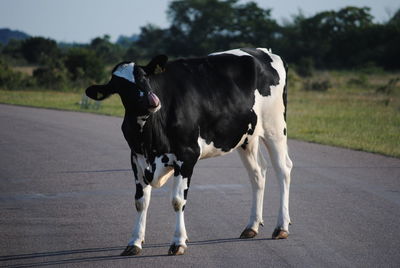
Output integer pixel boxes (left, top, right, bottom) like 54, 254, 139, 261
282, 59, 288, 122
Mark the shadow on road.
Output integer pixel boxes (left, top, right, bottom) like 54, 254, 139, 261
0, 237, 274, 267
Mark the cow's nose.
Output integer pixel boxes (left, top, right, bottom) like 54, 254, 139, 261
147, 92, 160, 108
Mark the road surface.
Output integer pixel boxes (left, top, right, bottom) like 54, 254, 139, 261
1, 104, 399, 267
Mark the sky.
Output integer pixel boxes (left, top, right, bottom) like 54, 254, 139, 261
0, 0, 399, 43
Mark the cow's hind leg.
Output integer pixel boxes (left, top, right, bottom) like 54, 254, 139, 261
263, 137, 293, 239
238, 137, 267, 239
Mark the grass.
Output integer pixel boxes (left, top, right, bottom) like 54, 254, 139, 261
0, 70, 399, 158
0, 89, 124, 116
288, 70, 400, 158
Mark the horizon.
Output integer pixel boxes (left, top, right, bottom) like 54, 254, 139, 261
1, 0, 399, 44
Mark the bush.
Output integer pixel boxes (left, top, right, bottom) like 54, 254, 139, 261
0, 58, 33, 89
1, 39, 26, 64
303, 79, 331, 92
33, 66, 69, 90
347, 74, 368, 87
376, 78, 399, 95
359, 62, 385, 75
295, 57, 315, 77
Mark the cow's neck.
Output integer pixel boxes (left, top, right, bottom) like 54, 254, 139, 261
123, 112, 170, 162
144, 112, 171, 159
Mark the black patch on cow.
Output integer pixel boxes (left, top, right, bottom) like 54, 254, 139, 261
131, 163, 138, 181
144, 169, 153, 184
173, 162, 181, 177
284, 128, 287, 136
135, 183, 143, 200
199, 108, 258, 153
240, 48, 280, 97
281, 59, 288, 122
162, 154, 169, 163
130, 153, 139, 181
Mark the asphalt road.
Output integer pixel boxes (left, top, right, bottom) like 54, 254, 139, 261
1, 104, 399, 268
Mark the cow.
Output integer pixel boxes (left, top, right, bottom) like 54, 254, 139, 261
85, 48, 293, 256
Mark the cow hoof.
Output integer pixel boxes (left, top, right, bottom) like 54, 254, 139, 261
272, 229, 289, 239
168, 244, 186, 255
240, 228, 258, 239
120, 245, 142, 256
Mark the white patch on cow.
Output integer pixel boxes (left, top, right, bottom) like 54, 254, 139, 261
197, 133, 251, 160
252, 89, 284, 140
113, 62, 135, 83
197, 137, 227, 159
209, 48, 252, 57
150, 154, 176, 188
257, 47, 273, 55
247, 122, 253, 132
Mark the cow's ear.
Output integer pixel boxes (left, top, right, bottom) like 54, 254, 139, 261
144, 55, 168, 75
86, 84, 112, 101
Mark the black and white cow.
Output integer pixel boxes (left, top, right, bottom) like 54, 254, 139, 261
86, 48, 293, 256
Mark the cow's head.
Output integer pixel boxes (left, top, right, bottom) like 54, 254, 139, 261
86, 55, 168, 115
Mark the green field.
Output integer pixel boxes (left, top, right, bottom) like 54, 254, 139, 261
1, 70, 399, 158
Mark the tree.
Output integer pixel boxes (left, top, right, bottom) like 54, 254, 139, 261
165, 0, 279, 56
328, 7, 376, 68
232, 2, 279, 48
64, 47, 105, 82
90, 35, 123, 64
380, 9, 400, 69
388, 8, 400, 26
1, 39, 25, 63
166, 0, 238, 56
279, 7, 376, 68
335, 6, 373, 31
135, 24, 169, 59
21, 37, 60, 64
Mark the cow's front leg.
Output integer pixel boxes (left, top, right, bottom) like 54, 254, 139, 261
121, 153, 152, 256
121, 182, 152, 256
168, 161, 192, 255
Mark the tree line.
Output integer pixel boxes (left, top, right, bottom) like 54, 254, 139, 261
1, 0, 399, 90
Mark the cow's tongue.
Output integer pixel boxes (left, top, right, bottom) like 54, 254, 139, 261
148, 92, 160, 108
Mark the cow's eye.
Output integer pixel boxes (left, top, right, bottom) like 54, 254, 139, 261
139, 91, 145, 97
